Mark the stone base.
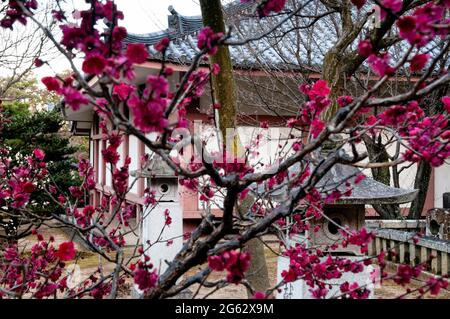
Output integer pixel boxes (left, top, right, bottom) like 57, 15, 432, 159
276, 256, 376, 299
131, 285, 143, 299
130, 285, 193, 299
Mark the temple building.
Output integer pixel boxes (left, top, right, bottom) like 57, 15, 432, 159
61, 1, 441, 232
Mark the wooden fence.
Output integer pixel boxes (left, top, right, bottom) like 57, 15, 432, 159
367, 228, 449, 276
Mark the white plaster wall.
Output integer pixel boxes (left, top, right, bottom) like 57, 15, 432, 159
89, 139, 94, 166
105, 161, 112, 188
238, 126, 296, 172
128, 135, 139, 194
116, 143, 124, 168
98, 141, 104, 185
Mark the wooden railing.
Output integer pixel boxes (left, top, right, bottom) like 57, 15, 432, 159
366, 219, 426, 231
367, 228, 449, 276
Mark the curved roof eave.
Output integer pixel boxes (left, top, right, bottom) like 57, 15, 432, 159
251, 163, 418, 206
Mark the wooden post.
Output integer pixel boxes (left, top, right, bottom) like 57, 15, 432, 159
368, 238, 375, 256
389, 240, 397, 263
399, 243, 405, 264
382, 239, 387, 258
431, 249, 438, 274
420, 246, 428, 265
409, 243, 416, 266
199, 0, 270, 298
375, 237, 381, 255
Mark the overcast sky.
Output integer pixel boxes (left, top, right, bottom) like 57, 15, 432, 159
33, 0, 207, 79
115, 0, 202, 33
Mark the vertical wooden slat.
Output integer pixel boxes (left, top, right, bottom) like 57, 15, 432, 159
399, 243, 405, 264
431, 249, 438, 274
375, 237, 381, 255
382, 240, 388, 259
420, 246, 428, 265
390, 240, 397, 263
441, 252, 448, 276
409, 243, 416, 266
368, 238, 375, 256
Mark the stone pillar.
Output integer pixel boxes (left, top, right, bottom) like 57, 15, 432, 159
131, 160, 183, 298
142, 201, 183, 274
276, 255, 375, 299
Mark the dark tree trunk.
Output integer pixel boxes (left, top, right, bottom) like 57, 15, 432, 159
199, 0, 236, 136
199, 0, 270, 297
362, 134, 401, 219
239, 195, 270, 297
408, 161, 432, 219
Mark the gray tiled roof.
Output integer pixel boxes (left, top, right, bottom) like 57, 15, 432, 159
253, 163, 418, 205
124, 1, 446, 72
124, 0, 340, 70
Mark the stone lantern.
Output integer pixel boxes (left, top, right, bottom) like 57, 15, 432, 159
253, 161, 418, 299
132, 156, 183, 274
145, 157, 179, 203
308, 164, 418, 256
426, 208, 450, 240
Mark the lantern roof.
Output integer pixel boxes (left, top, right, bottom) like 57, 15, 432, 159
252, 163, 418, 205
130, 156, 177, 179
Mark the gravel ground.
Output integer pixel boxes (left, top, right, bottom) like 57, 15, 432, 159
17, 224, 450, 299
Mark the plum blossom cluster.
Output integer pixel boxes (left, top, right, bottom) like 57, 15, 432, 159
0, 147, 48, 210
0, 234, 75, 299
66, 267, 118, 299
208, 250, 251, 284
393, 264, 423, 286
62, 156, 96, 208
426, 276, 449, 295
197, 27, 223, 55
1, 0, 221, 139
34, 1, 139, 111
356, 2, 449, 77
0, 0, 37, 29
367, 99, 450, 167
281, 242, 372, 299
128, 75, 169, 133
101, 127, 123, 166
341, 227, 376, 254
131, 252, 158, 293
396, 2, 450, 47
287, 80, 332, 138
1, 0, 450, 300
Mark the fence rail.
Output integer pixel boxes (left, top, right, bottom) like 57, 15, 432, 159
366, 219, 426, 230
367, 228, 449, 276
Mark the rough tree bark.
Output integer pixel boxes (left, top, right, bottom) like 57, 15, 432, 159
319, 0, 417, 219
199, 0, 270, 297
199, 0, 236, 136
408, 161, 432, 219
362, 134, 400, 219
408, 84, 449, 219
